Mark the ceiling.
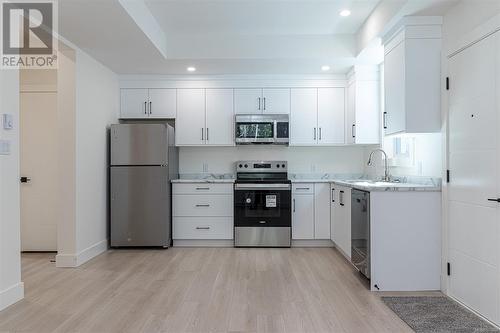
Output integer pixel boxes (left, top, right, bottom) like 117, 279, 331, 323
58, 0, 387, 75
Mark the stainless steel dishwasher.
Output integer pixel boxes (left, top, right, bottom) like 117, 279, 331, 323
351, 189, 370, 278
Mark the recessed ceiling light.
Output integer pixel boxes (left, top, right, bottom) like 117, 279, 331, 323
339, 9, 351, 17
321, 65, 331, 71
187, 66, 196, 72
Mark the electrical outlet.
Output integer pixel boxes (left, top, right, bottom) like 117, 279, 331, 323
0, 139, 11, 155
2, 114, 13, 130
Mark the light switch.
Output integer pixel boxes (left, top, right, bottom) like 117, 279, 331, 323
0, 139, 11, 155
2, 114, 13, 130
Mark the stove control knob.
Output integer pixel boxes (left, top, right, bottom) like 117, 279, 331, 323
246, 198, 252, 204
276, 164, 280, 168
282, 164, 286, 168
244, 164, 248, 168
238, 164, 243, 168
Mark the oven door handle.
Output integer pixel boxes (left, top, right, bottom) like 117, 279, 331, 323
234, 183, 291, 190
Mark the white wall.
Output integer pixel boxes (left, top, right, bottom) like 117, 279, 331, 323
75, 49, 119, 260
56, 44, 119, 267
0, 70, 24, 310
179, 146, 367, 175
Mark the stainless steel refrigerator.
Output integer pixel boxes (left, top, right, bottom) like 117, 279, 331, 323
110, 123, 178, 247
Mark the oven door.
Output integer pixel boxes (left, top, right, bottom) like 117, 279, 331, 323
234, 183, 291, 227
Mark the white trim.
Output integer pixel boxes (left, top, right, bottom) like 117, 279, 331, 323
56, 239, 108, 268
20, 84, 57, 93
173, 240, 234, 247
447, 13, 500, 58
291, 239, 334, 247
448, 294, 500, 330
0, 282, 24, 311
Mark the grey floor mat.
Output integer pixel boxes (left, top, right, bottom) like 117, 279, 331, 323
382, 296, 499, 333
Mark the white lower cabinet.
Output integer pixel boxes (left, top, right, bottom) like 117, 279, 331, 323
172, 183, 233, 240
292, 183, 331, 240
332, 185, 351, 258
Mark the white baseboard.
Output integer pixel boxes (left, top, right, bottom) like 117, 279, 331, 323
174, 240, 234, 247
0, 282, 24, 311
56, 239, 108, 268
292, 239, 334, 247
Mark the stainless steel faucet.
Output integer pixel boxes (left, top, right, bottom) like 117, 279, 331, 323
367, 149, 390, 182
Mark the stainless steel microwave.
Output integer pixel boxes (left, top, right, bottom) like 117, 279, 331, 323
235, 114, 289, 145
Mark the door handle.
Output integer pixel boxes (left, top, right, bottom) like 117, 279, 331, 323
195, 187, 210, 190
352, 124, 356, 138
339, 190, 344, 206
293, 198, 296, 212
295, 187, 310, 190
196, 226, 210, 230
149, 101, 152, 114
319, 128, 322, 140
144, 101, 147, 114
20, 176, 31, 183
258, 97, 261, 110
206, 128, 209, 141
331, 188, 335, 202
263, 97, 266, 110
201, 128, 204, 141
488, 198, 500, 202
383, 112, 388, 129
195, 204, 210, 207
314, 128, 316, 140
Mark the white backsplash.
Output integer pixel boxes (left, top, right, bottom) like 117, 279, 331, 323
179, 146, 368, 174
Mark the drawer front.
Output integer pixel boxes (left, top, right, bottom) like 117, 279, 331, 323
292, 183, 314, 194
173, 217, 233, 239
173, 194, 233, 217
173, 183, 233, 195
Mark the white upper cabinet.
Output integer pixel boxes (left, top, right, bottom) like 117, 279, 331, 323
382, 17, 442, 135
176, 89, 206, 146
148, 89, 177, 119
262, 88, 290, 114
120, 89, 149, 118
120, 88, 176, 119
176, 89, 235, 146
234, 88, 290, 114
314, 183, 331, 239
345, 66, 380, 145
205, 89, 234, 146
317, 88, 345, 145
234, 89, 262, 114
290, 88, 317, 145
291, 88, 345, 146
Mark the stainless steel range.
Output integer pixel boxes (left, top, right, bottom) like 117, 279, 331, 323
234, 161, 291, 247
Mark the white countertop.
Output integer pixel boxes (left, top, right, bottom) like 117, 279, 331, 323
171, 174, 235, 183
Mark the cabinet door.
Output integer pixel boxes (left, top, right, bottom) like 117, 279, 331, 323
234, 89, 262, 114
290, 88, 318, 145
384, 41, 406, 135
314, 183, 331, 239
206, 89, 234, 146
148, 89, 176, 119
262, 88, 290, 114
176, 89, 206, 146
330, 184, 337, 241
317, 88, 345, 145
120, 89, 148, 118
334, 186, 351, 259
292, 194, 314, 239
346, 82, 356, 144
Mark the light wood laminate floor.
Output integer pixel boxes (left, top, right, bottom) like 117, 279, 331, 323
0, 248, 433, 333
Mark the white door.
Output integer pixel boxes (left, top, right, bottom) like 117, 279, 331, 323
148, 89, 176, 119
346, 82, 356, 144
314, 183, 331, 239
234, 88, 262, 114
334, 186, 351, 258
292, 194, 314, 239
175, 89, 206, 145
120, 89, 148, 118
20, 92, 58, 251
384, 41, 406, 135
317, 88, 345, 145
205, 89, 234, 146
290, 88, 317, 145
448, 31, 500, 324
262, 88, 290, 114
330, 184, 337, 241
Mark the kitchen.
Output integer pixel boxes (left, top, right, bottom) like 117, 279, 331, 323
0, 0, 499, 332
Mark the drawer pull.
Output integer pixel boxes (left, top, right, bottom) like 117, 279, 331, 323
296, 187, 310, 190
195, 204, 210, 207
196, 226, 210, 230
195, 187, 210, 190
